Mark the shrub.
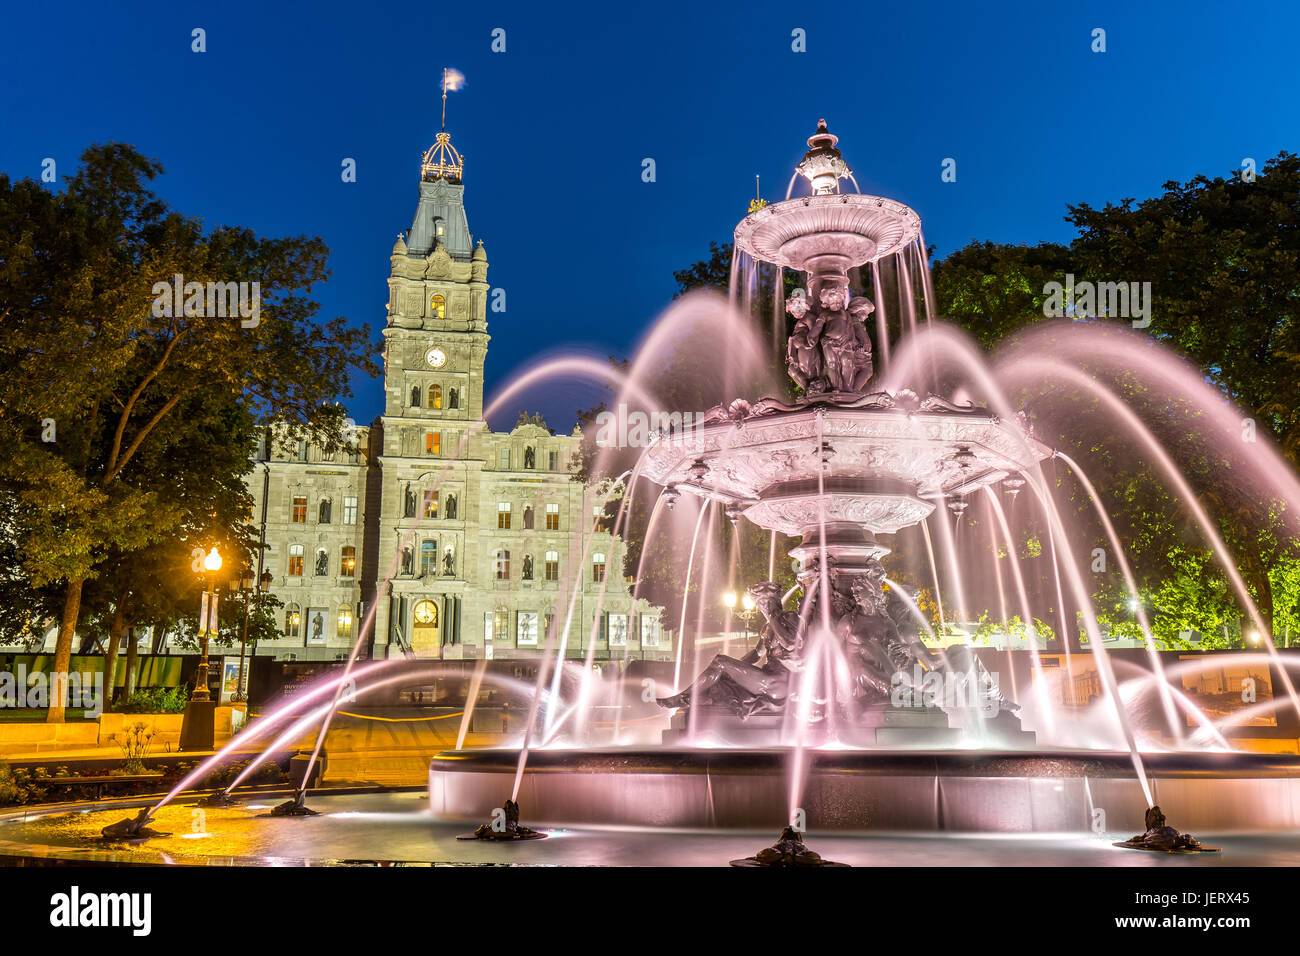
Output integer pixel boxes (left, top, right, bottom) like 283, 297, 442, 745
116, 687, 188, 714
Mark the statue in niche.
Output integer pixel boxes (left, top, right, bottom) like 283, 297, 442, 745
449, 388, 459, 409
445, 494, 457, 519
443, 548, 455, 576
657, 582, 803, 717
522, 554, 533, 580
524, 446, 536, 469
523, 506, 534, 530
400, 546, 414, 576
315, 550, 329, 577
404, 485, 416, 518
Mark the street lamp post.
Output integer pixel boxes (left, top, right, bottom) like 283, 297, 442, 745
180, 546, 222, 751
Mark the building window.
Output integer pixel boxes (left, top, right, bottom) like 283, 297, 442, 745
284, 604, 301, 638
498, 448, 510, 470
343, 496, 358, 525
495, 550, 511, 580
314, 548, 329, 576
545, 503, 560, 530
448, 387, 459, 409
523, 506, 534, 530
609, 613, 628, 648
338, 606, 354, 640
431, 294, 446, 319
425, 494, 438, 519
288, 545, 304, 577
297, 440, 308, 462
641, 615, 660, 648
483, 611, 494, 642
517, 611, 539, 647
549, 450, 559, 471
544, 550, 559, 581
318, 499, 332, 524
421, 540, 438, 576
494, 606, 508, 642
592, 552, 606, 583
291, 496, 307, 523
497, 502, 511, 530
321, 448, 336, 462
410, 385, 421, 407
341, 546, 356, 578
427, 432, 441, 455
429, 384, 442, 409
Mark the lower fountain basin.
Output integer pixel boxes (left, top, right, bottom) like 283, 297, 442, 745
428, 748, 1300, 834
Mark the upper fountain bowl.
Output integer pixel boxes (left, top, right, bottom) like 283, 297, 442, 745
734, 193, 921, 274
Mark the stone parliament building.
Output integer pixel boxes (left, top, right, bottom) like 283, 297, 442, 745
247, 128, 664, 663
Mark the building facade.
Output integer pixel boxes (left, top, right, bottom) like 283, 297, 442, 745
247, 129, 664, 663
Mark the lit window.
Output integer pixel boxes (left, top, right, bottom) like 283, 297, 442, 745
544, 550, 559, 581
545, 503, 560, 530
429, 384, 442, 409
494, 607, 508, 641
284, 604, 301, 638
337, 606, 354, 640
343, 496, 358, 525
291, 496, 307, 523
425, 495, 438, 519
497, 502, 511, 530
592, 552, 606, 583
517, 611, 539, 647
340, 546, 356, 578
421, 540, 438, 576
431, 294, 446, 319
288, 544, 304, 577
495, 550, 511, 580
427, 432, 441, 455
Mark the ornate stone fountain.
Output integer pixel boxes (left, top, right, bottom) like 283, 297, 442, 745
641, 120, 1049, 745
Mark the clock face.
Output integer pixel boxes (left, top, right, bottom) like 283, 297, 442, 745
413, 600, 438, 625
426, 347, 447, 369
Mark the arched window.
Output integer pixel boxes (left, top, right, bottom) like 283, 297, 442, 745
340, 546, 356, 578
495, 550, 511, 580
421, 540, 438, 576
429, 384, 443, 409
410, 385, 421, 407
284, 603, 301, 638
430, 295, 446, 320
288, 544, 304, 577
318, 499, 332, 524
544, 551, 559, 581
592, 552, 607, 583
448, 387, 459, 409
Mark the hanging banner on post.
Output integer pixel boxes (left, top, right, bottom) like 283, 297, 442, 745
199, 591, 210, 636
208, 592, 220, 635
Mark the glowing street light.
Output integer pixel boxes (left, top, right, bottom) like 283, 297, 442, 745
203, 546, 223, 572
723, 592, 738, 610
181, 544, 222, 751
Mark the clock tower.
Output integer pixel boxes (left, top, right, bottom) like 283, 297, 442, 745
374, 124, 490, 656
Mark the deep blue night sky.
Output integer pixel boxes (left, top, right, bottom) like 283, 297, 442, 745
3, 1, 1297, 430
